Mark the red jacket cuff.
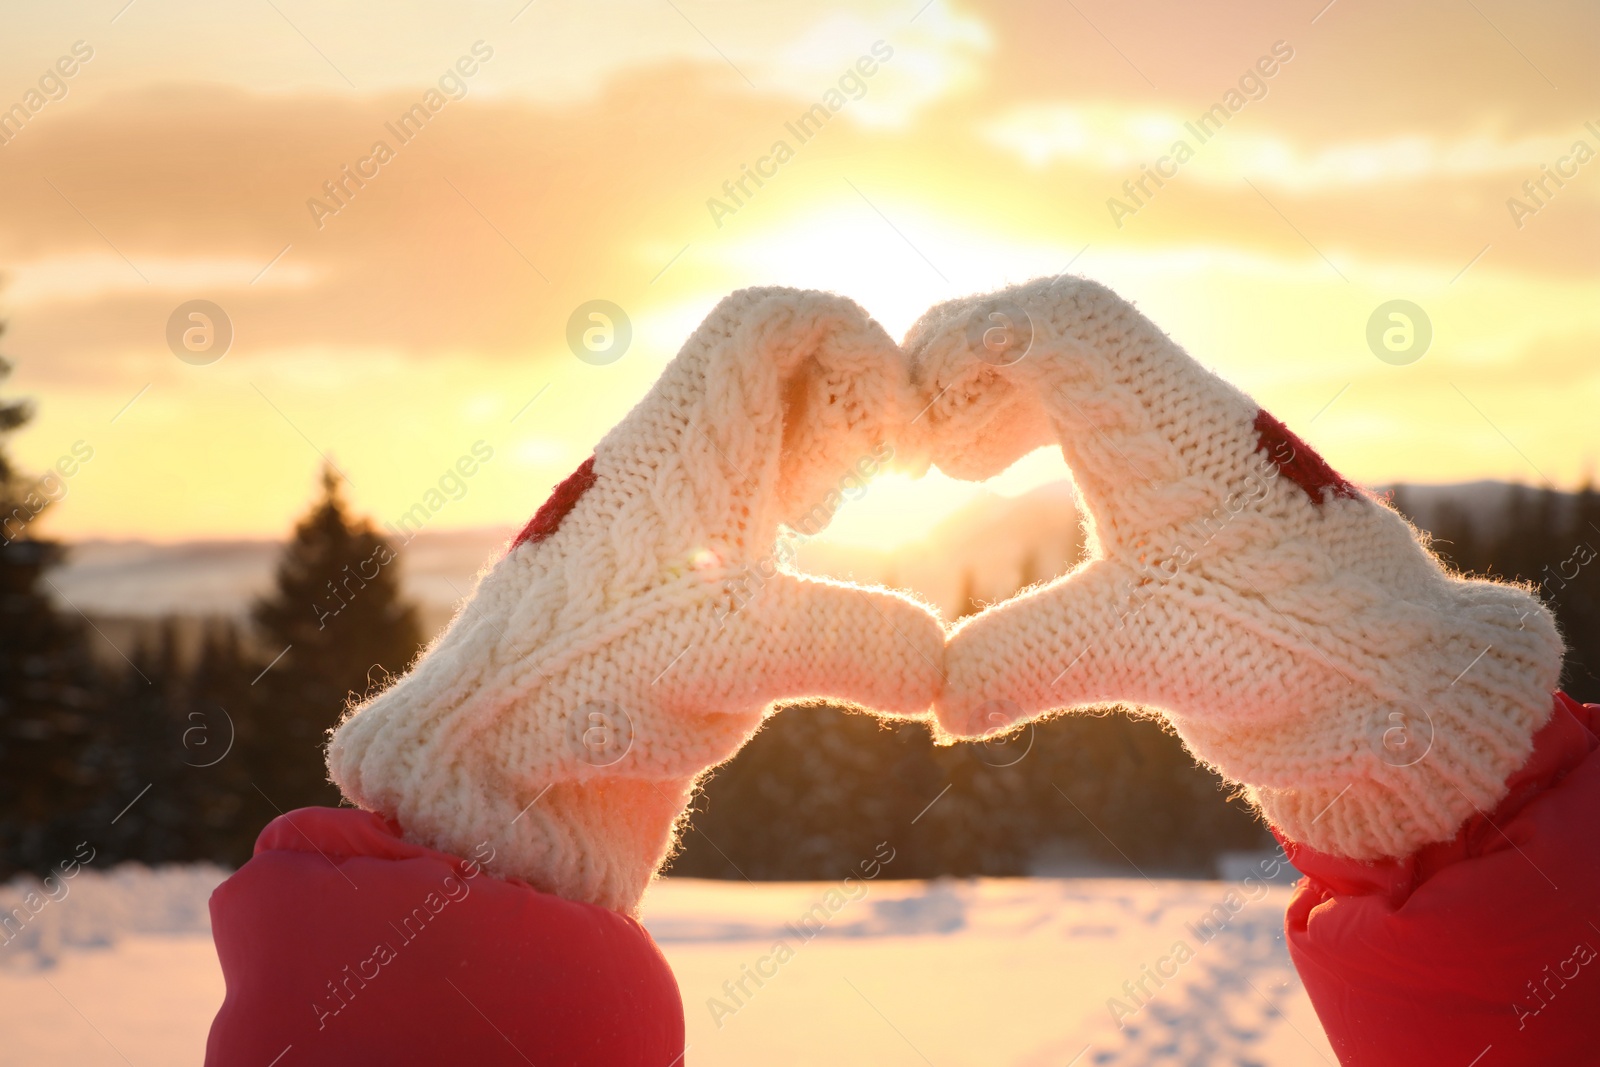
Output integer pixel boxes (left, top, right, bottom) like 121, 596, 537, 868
206, 807, 685, 1066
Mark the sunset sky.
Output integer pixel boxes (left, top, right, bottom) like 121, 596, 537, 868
2, 0, 1595, 548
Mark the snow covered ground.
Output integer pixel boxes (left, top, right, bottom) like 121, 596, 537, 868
0, 866, 1336, 1066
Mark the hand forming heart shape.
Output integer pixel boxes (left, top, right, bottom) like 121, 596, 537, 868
906, 276, 1560, 864
328, 288, 943, 913
328, 278, 1562, 913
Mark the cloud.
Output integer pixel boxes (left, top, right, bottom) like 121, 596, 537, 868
1, 253, 321, 305
4, 0, 1599, 539
984, 104, 1600, 193
0, 0, 996, 111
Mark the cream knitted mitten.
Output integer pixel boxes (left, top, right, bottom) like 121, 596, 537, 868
906, 276, 1564, 861
328, 287, 944, 913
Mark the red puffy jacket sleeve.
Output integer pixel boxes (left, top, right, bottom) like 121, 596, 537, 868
204, 807, 685, 1067
1278, 692, 1600, 1066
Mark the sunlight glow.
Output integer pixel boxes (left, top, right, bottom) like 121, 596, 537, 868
811, 448, 1069, 551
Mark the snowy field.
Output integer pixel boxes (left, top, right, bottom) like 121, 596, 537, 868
0, 866, 1336, 1066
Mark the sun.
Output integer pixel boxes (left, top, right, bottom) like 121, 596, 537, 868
808, 446, 1070, 552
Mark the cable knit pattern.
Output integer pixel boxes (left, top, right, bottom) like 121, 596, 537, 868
906, 275, 1564, 862
328, 288, 944, 914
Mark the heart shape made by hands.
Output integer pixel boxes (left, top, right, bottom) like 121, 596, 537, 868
327, 278, 1562, 914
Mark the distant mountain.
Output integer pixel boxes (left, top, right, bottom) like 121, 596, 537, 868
44, 478, 1563, 638
1380, 480, 1523, 538
46, 528, 517, 640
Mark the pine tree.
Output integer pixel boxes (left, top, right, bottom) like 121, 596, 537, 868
184, 619, 257, 864
1489, 484, 1534, 581
82, 616, 260, 867
247, 465, 423, 814
97, 621, 193, 864
1529, 485, 1562, 587
1561, 481, 1600, 700
1429, 499, 1481, 576
1389, 484, 1416, 525
0, 344, 103, 877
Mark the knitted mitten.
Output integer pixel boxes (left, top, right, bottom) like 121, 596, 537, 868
328, 288, 943, 913
905, 276, 1563, 861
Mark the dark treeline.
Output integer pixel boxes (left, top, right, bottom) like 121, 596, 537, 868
4, 342, 1598, 879
665, 704, 1268, 881
1, 347, 422, 876
1392, 483, 1600, 701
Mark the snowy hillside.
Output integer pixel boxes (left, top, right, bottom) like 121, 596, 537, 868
0, 865, 1334, 1066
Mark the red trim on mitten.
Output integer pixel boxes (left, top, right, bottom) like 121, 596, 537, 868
511, 455, 598, 550
1253, 408, 1359, 505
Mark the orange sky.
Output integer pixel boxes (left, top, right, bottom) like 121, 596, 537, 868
1, 0, 1595, 546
